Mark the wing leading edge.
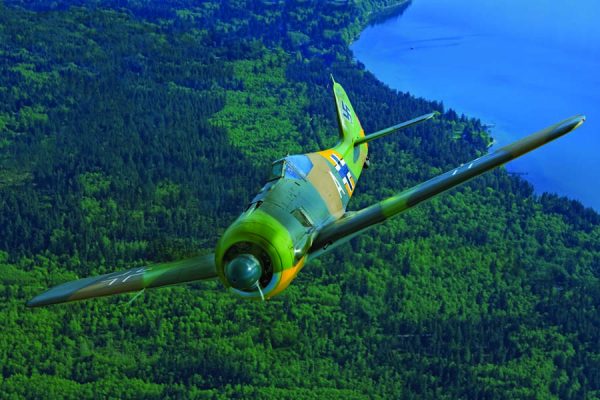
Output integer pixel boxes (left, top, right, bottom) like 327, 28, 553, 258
27, 253, 217, 307
309, 115, 586, 257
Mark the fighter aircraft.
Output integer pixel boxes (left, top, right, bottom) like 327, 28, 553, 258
27, 78, 586, 307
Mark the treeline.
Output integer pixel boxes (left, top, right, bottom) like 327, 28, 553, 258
1, 0, 600, 398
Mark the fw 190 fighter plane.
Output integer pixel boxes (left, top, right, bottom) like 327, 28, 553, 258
28, 78, 585, 307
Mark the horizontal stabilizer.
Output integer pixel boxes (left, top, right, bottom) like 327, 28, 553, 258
354, 112, 438, 146
27, 254, 217, 307
311, 114, 585, 255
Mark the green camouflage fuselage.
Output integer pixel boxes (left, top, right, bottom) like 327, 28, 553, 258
215, 82, 367, 299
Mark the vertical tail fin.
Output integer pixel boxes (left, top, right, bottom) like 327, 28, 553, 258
331, 76, 365, 145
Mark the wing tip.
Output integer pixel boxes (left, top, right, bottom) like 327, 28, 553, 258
26, 287, 72, 307
554, 114, 586, 137
26, 295, 54, 308
573, 114, 586, 129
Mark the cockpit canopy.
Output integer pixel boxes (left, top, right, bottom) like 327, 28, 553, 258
268, 156, 312, 182
268, 159, 286, 181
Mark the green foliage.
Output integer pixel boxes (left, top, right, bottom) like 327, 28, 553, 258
210, 50, 309, 165
1, 0, 600, 399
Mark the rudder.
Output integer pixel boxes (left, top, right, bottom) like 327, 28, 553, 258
331, 76, 364, 145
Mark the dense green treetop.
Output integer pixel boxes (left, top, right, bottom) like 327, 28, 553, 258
1, 0, 599, 398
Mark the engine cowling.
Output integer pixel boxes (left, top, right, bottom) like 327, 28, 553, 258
215, 207, 297, 299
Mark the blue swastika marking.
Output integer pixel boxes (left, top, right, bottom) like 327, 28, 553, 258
341, 101, 352, 123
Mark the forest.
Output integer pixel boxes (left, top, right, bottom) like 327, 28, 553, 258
1, 0, 600, 398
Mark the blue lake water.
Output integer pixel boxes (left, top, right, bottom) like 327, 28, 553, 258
351, 0, 600, 211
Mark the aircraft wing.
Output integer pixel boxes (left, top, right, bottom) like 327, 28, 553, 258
27, 253, 217, 307
308, 115, 585, 258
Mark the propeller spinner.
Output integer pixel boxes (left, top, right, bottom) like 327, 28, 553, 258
224, 254, 262, 290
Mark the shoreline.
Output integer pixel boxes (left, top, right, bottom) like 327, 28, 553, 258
350, 1, 598, 211
364, 1, 412, 27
